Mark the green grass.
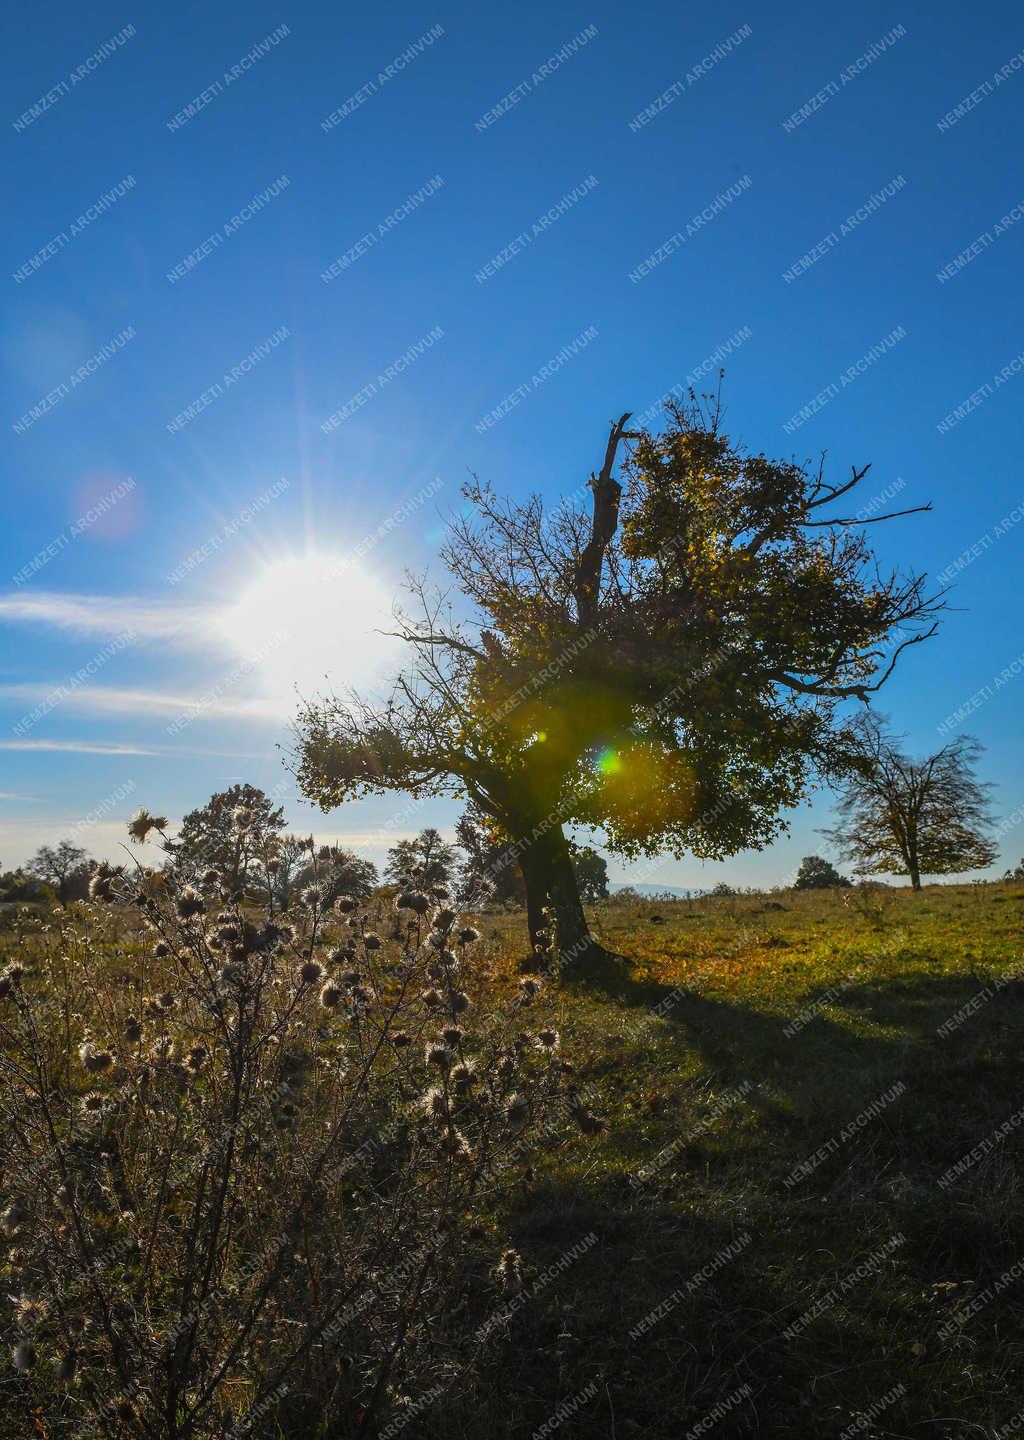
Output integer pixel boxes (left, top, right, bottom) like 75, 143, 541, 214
444, 883, 1024, 1437
6, 882, 1024, 1437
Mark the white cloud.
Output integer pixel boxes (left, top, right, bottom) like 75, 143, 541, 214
0, 591, 215, 647
0, 739, 159, 755
0, 683, 289, 723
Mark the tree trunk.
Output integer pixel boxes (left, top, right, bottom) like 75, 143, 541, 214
909, 865, 921, 891
517, 824, 601, 973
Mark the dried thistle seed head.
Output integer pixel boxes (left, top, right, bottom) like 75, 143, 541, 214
124, 1016, 142, 1043
440, 1129, 472, 1160
519, 976, 541, 999
506, 1093, 529, 1131
78, 1041, 115, 1074
11, 1339, 35, 1372
458, 926, 481, 944
202, 868, 221, 886
319, 981, 344, 1009
0, 965, 23, 999
422, 1085, 448, 1119
433, 907, 458, 929
127, 808, 166, 844
81, 1091, 106, 1116
298, 960, 324, 985
175, 886, 204, 919
390, 1029, 412, 1047
153, 941, 170, 959
405, 891, 432, 915
11, 1296, 47, 1328
450, 991, 471, 1014
1, 1202, 27, 1234
185, 1045, 208, 1073
496, 1055, 518, 1081
155, 992, 176, 1011
232, 806, 254, 832
362, 931, 382, 950
56, 1350, 77, 1384
495, 1248, 523, 1294
430, 885, 450, 899
215, 923, 240, 944
300, 884, 322, 908
442, 1025, 465, 1046
89, 873, 114, 902
535, 1029, 560, 1050
335, 895, 358, 914
421, 988, 444, 1009
425, 1043, 453, 1071
451, 1062, 475, 1093
350, 984, 374, 1007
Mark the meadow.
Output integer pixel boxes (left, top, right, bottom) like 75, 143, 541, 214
3, 879, 1023, 1437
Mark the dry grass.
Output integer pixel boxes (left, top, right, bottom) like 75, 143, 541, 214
3, 880, 1024, 1437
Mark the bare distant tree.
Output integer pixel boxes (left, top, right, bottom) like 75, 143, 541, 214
25, 840, 90, 906
825, 713, 997, 889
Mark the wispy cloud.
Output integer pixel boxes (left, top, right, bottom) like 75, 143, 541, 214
0, 739, 159, 755
0, 683, 289, 722
0, 591, 216, 647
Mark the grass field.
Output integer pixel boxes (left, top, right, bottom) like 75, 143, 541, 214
4, 881, 1024, 1438
452, 883, 1024, 1438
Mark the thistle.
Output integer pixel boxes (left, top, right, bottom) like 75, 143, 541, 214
495, 1248, 523, 1294
175, 886, 204, 920
127, 808, 167, 844
78, 1041, 115, 1074
319, 980, 344, 1008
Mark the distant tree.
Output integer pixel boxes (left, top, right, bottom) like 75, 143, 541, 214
296, 398, 939, 968
1005, 858, 1024, 881
793, 854, 851, 890
300, 843, 378, 902
25, 841, 90, 906
0, 868, 46, 903
825, 714, 998, 890
167, 783, 285, 893
267, 834, 310, 910
571, 843, 609, 902
455, 803, 527, 908
384, 827, 458, 891
709, 881, 737, 897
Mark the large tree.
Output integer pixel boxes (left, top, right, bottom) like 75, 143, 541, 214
25, 840, 90, 906
167, 783, 284, 894
824, 712, 997, 889
295, 397, 939, 966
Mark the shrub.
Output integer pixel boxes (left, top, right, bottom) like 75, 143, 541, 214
0, 816, 585, 1439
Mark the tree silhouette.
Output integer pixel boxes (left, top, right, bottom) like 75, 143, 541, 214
793, 854, 851, 890
384, 827, 458, 890
296, 396, 939, 966
25, 840, 90, 906
168, 783, 284, 894
824, 713, 997, 889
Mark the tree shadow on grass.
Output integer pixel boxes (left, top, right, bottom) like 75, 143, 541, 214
447, 954, 1024, 1437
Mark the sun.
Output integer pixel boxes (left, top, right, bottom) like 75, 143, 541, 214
217, 552, 397, 702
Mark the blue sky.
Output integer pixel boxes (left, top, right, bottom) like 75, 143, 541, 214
2, 0, 1022, 887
